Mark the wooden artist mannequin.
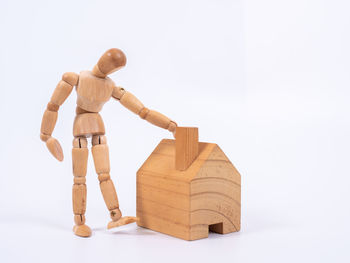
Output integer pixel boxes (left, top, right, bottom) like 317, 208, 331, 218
40, 48, 177, 237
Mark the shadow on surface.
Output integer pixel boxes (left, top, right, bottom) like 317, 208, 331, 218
108, 225, 158, 236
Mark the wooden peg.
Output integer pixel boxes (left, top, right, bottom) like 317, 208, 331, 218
175, 127, 199, 171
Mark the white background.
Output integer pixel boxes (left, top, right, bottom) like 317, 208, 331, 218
0, 0, 349, 262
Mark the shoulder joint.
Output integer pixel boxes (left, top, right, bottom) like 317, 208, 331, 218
62, 72, 79, 86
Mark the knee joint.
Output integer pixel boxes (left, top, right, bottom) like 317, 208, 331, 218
98, 173, 110, 182
74, 176, 86, 184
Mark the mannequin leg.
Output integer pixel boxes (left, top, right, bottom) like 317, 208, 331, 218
72, 136, 91, 237
91, 135, 122, 226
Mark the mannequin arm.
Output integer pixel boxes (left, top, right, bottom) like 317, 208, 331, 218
112, 86, 177, 134
40, 72, 79, 161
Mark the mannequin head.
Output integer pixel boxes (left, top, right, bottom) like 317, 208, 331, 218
93, 48, 126, 77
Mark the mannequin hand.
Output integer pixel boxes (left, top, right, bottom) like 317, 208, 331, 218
168, 121, 177, 138
45, 136, 64, 161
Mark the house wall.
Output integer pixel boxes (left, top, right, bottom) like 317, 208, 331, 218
189, 145, 241, 238
136, 171, 192, 240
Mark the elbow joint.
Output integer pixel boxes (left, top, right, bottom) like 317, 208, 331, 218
139, 107, 150, 119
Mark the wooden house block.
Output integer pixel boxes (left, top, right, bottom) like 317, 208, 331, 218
136, 127, 241, 241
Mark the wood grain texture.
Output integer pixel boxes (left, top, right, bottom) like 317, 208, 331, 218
119, 91, 144, 114
51, 80, 74, 106
144, 110, 172, 129
99, 179, 119, 211
72, 147, 88, 177
91, 144, 110, 174
175, 127, 198, 171
136, 139, 241, 241
72, 184, 86, 215
76, 70, 114, 112
40, 110, 58, 136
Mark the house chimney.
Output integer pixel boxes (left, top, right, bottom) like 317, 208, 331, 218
175, 127, 199, 171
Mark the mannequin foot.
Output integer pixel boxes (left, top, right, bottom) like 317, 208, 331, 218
107, 216, 139, 229
73, 224, 92, 237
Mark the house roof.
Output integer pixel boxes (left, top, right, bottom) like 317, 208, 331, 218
137, 139, 240, 185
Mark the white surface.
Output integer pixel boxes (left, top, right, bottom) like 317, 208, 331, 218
0, 0, 349, 262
